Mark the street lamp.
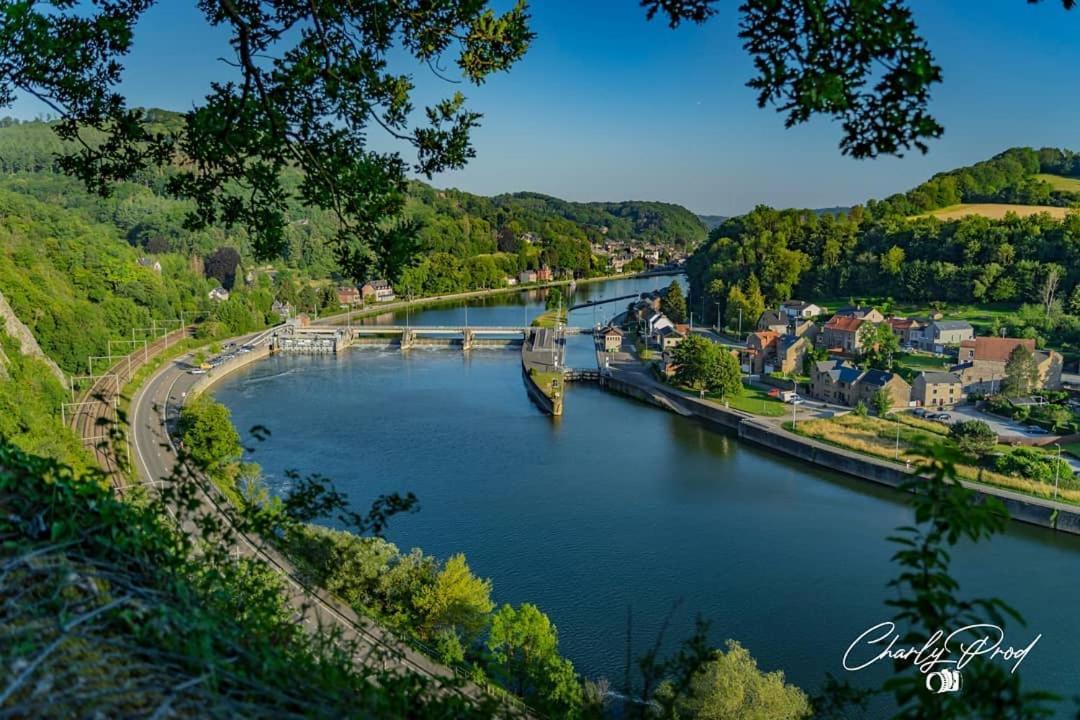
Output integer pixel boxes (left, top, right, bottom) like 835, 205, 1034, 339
1054, 443, 1062, 500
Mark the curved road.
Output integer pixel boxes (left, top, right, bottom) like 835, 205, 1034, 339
128, 339, 518, 711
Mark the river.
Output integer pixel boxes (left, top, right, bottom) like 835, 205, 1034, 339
213, 275, 1080, 715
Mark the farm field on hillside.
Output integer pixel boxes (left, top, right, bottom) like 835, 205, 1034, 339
1035, 173, 1080, 193
917, 203, 1070, 221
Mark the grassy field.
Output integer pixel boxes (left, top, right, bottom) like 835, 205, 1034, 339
711, 386, 787, 416
896, 352, 951, 372
915, 203, 1070, 221
529, 369, 561, 399
793, 413, 1080, 504
530, 308, 567, 329
1035, 173, 1080, 193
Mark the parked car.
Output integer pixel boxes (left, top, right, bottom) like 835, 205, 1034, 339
1026, 426, 1049, 436
913, 408, 928, 418
933, 413, 951, 421
786, 395, 804, 405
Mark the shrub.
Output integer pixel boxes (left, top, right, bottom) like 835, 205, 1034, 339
949, 420, 997, 457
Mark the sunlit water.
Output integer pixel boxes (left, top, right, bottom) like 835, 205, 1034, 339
214, 277, 1080, 715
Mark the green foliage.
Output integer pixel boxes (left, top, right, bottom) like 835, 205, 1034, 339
655, 639, 812, 720
177, 394, 242, 486
995, 447, 1075, 488
871, 387, 893, 417
662, 279, 688, 323
860, 322, 901, 369
1002, 344, 1040, 398
0, 2, 534, 282
414, 554, 495, 644
853, 400, 869, 418
487, 603, 583, 717
0, 439, 494, 718
0, 334, 91, 472
948, 420, 997, 457
671, 334, 742, 398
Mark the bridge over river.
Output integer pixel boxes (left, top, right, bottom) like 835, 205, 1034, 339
272, 322, 591, 353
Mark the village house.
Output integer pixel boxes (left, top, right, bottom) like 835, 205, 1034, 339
833, 305, 885, 323
911, 371, 964, 409
921, 319, 974, 352
658, 325, 686, 351
271, 300, 292, 318
887, 317, 926, 348
821, 315, 866, 354
855, 369, 912, 409
776, 335, 810, 375
742, 330, 778, 374
208, 287, 230, 302
756, 310, 789, 336
361, 279, 395, 302
647, 312, 674, 338
954, 337, 1064, 393
335, 286, 361, 306
519, 269, 538, 284
810, 359, 864, 405
535, 267, 554, 283
643, 248, 661, 266
505, 276, 518, 286
137, 257, 162, 273
599, 325, 623, 352
780, 300, 824, 320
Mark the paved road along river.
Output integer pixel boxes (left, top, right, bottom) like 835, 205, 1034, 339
213, 276, 1080, 714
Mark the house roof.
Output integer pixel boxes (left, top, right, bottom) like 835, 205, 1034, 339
919, 371, 962, 385
888, 317, 922, 330
749, 330, 778, 347
364, 279, 391, 289
824, 315, 864, 333
931, 320, 973, 331
972, 337, 1036, 363
834, 305, 874, 318
600, 325, 623, 337
658, 326, 684, 338
758, 310, 786, 326
860, 369, 896, 387
778, 334, 806, 353
782, 300, 812, 309
815, 359, 862, 384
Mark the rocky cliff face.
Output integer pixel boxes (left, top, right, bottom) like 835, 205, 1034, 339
0, 290, 66, 387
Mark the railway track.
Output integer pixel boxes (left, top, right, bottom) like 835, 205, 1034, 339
69, 326, 194, 484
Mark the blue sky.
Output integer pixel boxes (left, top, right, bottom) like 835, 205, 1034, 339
9, 0, 1080, 215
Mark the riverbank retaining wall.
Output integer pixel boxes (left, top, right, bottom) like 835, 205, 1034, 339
603, 371, 1080, 536
190, 344, 272, 397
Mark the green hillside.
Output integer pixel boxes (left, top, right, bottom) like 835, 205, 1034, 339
868, 146, 1080, 217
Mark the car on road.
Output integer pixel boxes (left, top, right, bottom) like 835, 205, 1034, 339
913, 408, 928, 418
188, 368, 207, 375
1025, 426, 1049, 435
786, 394, 804, 405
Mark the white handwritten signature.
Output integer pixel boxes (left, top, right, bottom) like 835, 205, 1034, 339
843, 622, 1041, 675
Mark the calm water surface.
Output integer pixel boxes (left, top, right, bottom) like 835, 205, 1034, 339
215, 277, 1080, 713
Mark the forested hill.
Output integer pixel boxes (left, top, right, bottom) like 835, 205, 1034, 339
686, 147, 1080, 361
868, 146, 1080, 217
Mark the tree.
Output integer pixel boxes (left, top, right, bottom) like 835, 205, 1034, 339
949, 420, 997, 457
712, 347, 744, 400
0, 1, 534, 281
859, 322, 899, 369
871, 387, 893, 417
655, 639, 811, 720
880, 245, 905, 276
662, 279, 688, 323
545, 287, 563, 311
413, 553, 493, 643
671, 334, 721, 393
205, 247, 241, 289
1068, 285, 1080, 316
487, 603, 582, 716
1039, 264, 1062, 318
1002, 344, 1039, 398
177, 395, 242, 478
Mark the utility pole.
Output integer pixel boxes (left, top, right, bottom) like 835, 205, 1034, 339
738, 309, 743, 338
894, 413, 901, 459
792, 380, 798, 427
715, 302, 720, 331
